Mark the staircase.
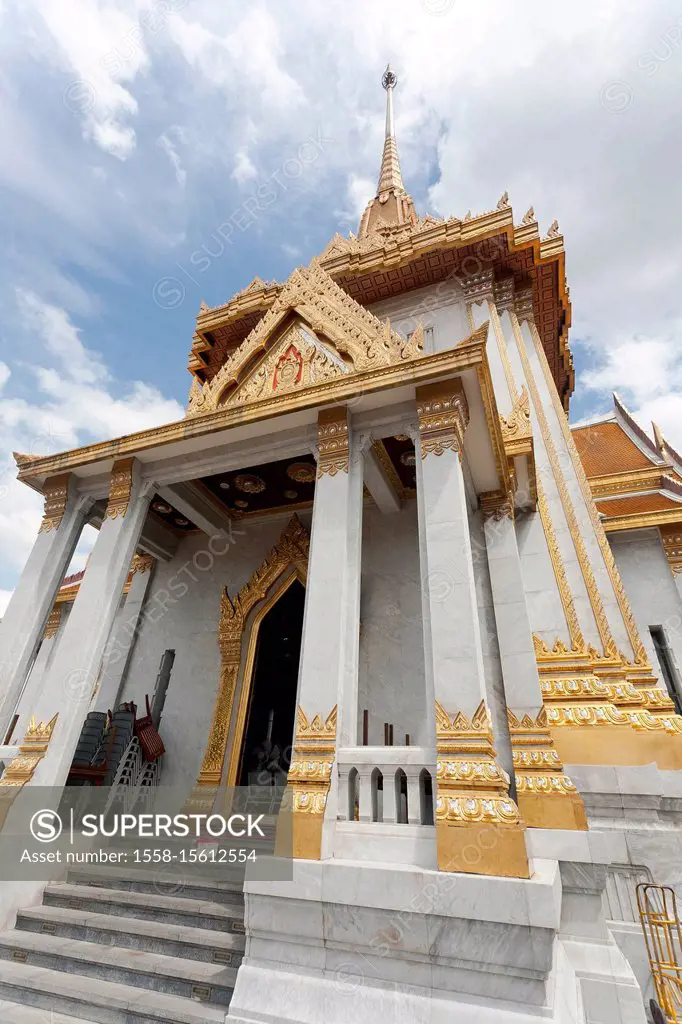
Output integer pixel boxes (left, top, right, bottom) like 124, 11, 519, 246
0, 866, 246, 1022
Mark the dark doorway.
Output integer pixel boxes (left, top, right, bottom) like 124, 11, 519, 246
237, 578, 305, 787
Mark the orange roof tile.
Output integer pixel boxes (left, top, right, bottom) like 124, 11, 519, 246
596, 493, 682, 517
572, 421, 653, 477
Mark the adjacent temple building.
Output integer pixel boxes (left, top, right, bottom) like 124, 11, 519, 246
1, 67, 682, 1024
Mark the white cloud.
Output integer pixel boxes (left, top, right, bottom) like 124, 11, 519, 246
0, 293, 183, 589
31, 0, 152, 158
232, 149, 257, 184
159, 127, 187, 187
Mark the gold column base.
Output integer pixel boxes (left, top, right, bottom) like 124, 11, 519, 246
436, 820, 529, 877
275, 806, 324, 861
278, 706, 337, 861
549, 723, 656, 767
508, 709, 588, 831
516, 791, 588, 831
435, 701, 529, 879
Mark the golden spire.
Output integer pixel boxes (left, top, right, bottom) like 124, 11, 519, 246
358, 65, 418, 238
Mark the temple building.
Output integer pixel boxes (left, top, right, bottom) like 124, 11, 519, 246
0, 66, 682, 1023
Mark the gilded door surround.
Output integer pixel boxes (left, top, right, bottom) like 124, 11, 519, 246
225, 569, 306, 789
193, 515, 309, 792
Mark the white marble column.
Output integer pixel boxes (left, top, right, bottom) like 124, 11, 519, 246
0, 474, 92, 742
92, 554, 155, 714
12, 605, 67, 738
414, 380, 528, 877
30, 458, 153, 788
482, 496, 587, 830
285, 406, 361, 860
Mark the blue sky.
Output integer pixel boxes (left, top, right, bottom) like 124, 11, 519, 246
1, 0, 682, 603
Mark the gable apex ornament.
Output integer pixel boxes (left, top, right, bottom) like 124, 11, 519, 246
186, 262, 423, 416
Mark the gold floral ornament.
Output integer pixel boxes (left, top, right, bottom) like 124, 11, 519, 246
279, 705, 338, 861
317, 406, 349, 477
415, 379, 469, 459
193, 515, 310, 792
287, 462, 316, 484
39, 473, 70, 533
507, 707, 587, 830
105, 458, 134, 520
234, 474, 266, 495
0, 715, 58, 791
42, 606, 61, 640
435, 701, 529, 878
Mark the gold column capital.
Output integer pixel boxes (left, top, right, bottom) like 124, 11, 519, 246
42, 605, 62, 640
105, 457, 135, 520
317, 406, 349, 477
416, 379, 469, 459
39, 473, 70, 533
480, 490, 514, 522
130, 552, 154, 575
514, 288, 534, 323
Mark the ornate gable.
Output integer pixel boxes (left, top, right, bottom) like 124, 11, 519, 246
187, 261, 423, 416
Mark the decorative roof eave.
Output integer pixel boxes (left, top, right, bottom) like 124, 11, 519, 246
318, 204, 573, 408
17, 324, 495, 489
588, 467, 675, 499
601, 506, 682, 533
188, 280, 283, 373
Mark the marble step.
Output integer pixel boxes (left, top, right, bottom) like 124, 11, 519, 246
67, 866, 244, 906
17, 904, 245, 963
0, 930, 238, 1006
0, 999, 97, 1024
0, 959, 227, 1024
43, 882, 245, 934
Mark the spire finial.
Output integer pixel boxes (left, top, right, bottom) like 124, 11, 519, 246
382, 64, 398, 139
375, 63, 405, 195
357, 65, 418, 238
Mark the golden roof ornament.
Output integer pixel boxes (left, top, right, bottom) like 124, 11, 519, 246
546, 219, 560, 238
358, 65, 418, 238
521, 206, 535, 224
496, 192, 510, 209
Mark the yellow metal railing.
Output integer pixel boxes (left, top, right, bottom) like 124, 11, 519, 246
637, 883, 682, 1022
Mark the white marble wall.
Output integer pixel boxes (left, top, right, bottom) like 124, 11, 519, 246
120, 514, 312, 795
610, 528, 682, 703
367, 279, 469, 354
357, 501, 426, 746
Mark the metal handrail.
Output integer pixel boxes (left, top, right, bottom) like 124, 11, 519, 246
637, 883, 682, 1022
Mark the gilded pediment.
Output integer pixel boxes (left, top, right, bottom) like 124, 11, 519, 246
187, 261, 423, 416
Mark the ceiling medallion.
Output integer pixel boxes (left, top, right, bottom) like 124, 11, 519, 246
284, 489, 298, 500
400, 451, 416, 467
234, 499, 249, 509
287, 462, 316, 484
152, 501, 172, 514
394, 434, 410, 442
234, 473, 266, 494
